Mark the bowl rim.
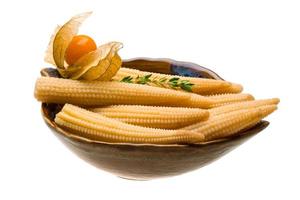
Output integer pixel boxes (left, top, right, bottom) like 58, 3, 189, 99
122, 57, 224, 80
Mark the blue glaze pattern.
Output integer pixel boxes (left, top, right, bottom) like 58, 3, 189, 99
171, 63, 203, 78
122, 57, 223, 80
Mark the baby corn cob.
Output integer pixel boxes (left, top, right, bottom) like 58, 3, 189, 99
208, 93, 254, 108
210, 98, 280, 116
192, 105, 277, 141
201, 83, 243, 95
55, 104, 204, 144
35, 77, 190, 106
90, 105, 209, 129
113, 67, 242, 94
182, 99, 279, 130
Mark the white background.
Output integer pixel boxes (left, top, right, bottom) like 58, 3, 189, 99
0, 0, 299, 199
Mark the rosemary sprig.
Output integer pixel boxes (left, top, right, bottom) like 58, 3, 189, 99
136, 74, 152, 84
120, 76, 133, 83
120, 74, 194, 92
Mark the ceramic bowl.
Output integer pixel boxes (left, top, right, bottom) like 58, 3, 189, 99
40, 58, 269, 180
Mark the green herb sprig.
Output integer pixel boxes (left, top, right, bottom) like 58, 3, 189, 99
121, 74, 194, 92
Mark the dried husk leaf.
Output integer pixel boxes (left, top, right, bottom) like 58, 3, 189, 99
52, 12, 92, 69
44, 25, 60, 65
58, 42, 123, 81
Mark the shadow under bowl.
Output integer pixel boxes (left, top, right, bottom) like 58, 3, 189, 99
40, 57, 269, 180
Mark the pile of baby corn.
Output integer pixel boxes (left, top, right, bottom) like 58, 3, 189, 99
34, 67, 279, 144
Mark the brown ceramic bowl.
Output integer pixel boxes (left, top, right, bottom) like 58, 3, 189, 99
41, 58, 269, 180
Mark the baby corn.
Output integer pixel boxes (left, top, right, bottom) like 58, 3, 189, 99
192, 105, 277, 141
113, 67, 243, 94
90, 105, 209, 129
208, 93, 254, 108
35, 77, 193, 106
201, 83, 243, 95
55, 104, 204, 144
182, 99, 279, 130
210, 98, 280, 116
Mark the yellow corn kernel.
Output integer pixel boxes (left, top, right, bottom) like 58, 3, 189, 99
90, 105, 209, 129
193, 105, 277, 141
55, 104, 204, 144
113, 67, 242, 94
